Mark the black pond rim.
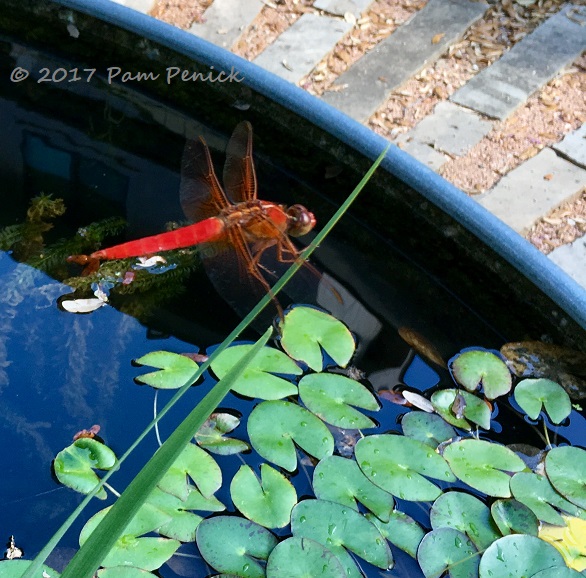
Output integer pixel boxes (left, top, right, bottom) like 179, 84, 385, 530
52, 0, 586, 331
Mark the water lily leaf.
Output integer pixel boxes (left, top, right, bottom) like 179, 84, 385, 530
181, 486, 226, 512
366, 511, 425, 558
247, 401, 334, 472
195, 413, 250, 455
53, 438, 117, 500
298, 373, 378, 429
490, 498, 539, 536
355, 434, 456, 502
157, 443, 221, 500
510, 472, 586, 526
280, 306, 355, 371
417, 528, 479, 578
97, 568, 158, 578
230, 464, 297, 528
443, 439, 526, 497
291, 499, 393, 576
313, 455, 395, 522
538, 515, 586, 572
211, 345, 301, 400
0, 560, 60, 577
431, 389, 491, 430
546, 446, 586, 509
430, 491, 501, 550
531, 568, 584, 578
401, 411, 456, 448
451, 349, 512, 399
134, 351, 198, 390
266, 537, 346, 578
196, 517, 277, 578
514, 378, 571, 424
478, 535, 565, 578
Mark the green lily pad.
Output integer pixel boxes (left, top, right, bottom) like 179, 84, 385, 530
280, 306, 355, 371
443, 439, 526, 497
247, 401, 334, 472
531, 569, 584, 578
417, 528, 479, 578
430, 491, 501, 550
431, 389, 491, 430
510, 472, 585, 526
313, 455, 395, 522
545, 446, 586, 509
490, 498, 539, 536
298, 373, 378, 429
196, 517, 278, 578
291, 499, 393, 577
210, 344, 301, 400
366, 511, 425, 558
514, 378, 572, 424
266, 537, 346, 578
451, 349, 512, 400
181, 486, 226, 512
355, 434, 456, 502
230, 464, 297, 528
53, 438, 117, 500
401, 411, 456, 448
478, 535, 565, 578
195, 413, 250, 455
0, 560, 60, 577
157, 443, 221, 500
134, 350, 198, 389
98, 568, 158, 578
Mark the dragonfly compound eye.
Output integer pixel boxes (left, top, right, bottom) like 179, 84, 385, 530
287, 205, 316, 237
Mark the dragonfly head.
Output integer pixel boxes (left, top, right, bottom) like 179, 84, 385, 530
286, 205, 316, 237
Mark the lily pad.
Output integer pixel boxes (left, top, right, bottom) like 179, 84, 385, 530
196, 517, 277, 578
157, 443, 221, 500
247, 401, 334, 472
510, 471, 585, 526
97, 568, 158, 578
546, 446, 586, 509
210, 344, 301, 400
478, 535, 565, 578
53, 438, 117, 499
401, 411, 456, 448
417, 528, 479, 578
291, 499, 393, 576
230, 464, 297, 528
430, 491, 501, 550
0, 560, 60, 577
538, 515, 586, 572
443, 439, 526, 497
195, 413, 250, 455
490, 498, 539, 536
431, 389, 491, 430
313, 455, 395, 522
366, 511, 425, 558
355, 434, 456, 502
514, 378, 571, 424
134, 351, 199, 389
531, 569, 585, 578
451, 349, 512, 400
280, 306, 355, 371
298, 373, 378, 429
266, 537, 346, 578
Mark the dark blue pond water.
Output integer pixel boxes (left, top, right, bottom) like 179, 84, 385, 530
1, 26, 584, 578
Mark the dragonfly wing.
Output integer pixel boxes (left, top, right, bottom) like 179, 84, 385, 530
180, 137, 231, 222
222, 121, 257, 203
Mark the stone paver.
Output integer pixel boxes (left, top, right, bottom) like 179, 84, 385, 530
477, 148, 586, 234
451, 5, 586, 120
553, 124, 586, 170
253, 13, 352, 84
397, 102, 493, 160
189, 0, 264, 49
549, 236, 586, 287
397, 140, 449, 171
313, 0, 374, 18
321, 0, 487, 122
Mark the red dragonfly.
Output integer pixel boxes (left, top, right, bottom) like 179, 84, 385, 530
68, 122, 317, 316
